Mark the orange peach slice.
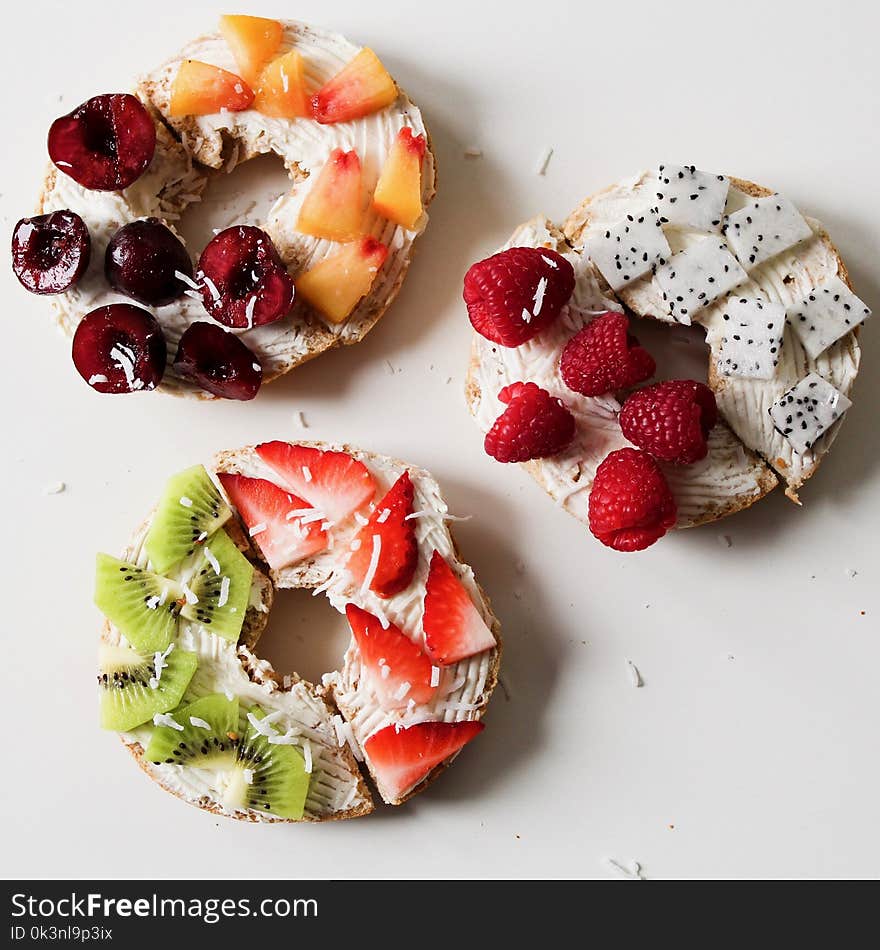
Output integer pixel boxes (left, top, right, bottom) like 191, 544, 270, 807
254, 50, 310, 118
169, 61, 254, 117
297, 149, 364, 242
219, 14, 283, 85
311, 48, 397, 124
295, 237, 389, 324
372, 127, 427, 230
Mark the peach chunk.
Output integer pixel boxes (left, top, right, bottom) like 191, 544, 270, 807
295, 237, 389, 324
254, 50, 310, 118
372, 127, 427, 230
169, 61, 254, 117
297, 149, 364, 242
219, 14, 283, 85
311, 48, 397, 124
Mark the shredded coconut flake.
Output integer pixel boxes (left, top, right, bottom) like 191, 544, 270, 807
181, 583, 198, 605
354, 512, 369, 526
218, 576, 231, 608
174, 269, 201, 290
377, 508, 391, 524
430, 666, 441, 687
249, 522, 267, 537
244, 295, 257, 327
190, 716, 211, 730
625, 659, 643, 688
242, 768, 254, 785
361, 534, 383, 595
302, 739, 313, 773
204, 546, 221, 575
44, 481, 66, 495
202, 275, 221, 302
532, 276, 548, 316
179, 496, 193, 508
302, 466, 313, 483
464, 147, 483, 158
88, 374, 108, 385
535, 146, 554, 176
393, 681, 412, 701
153, 712, 184, 731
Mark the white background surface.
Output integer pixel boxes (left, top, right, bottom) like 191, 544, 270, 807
1, 0, 878, 880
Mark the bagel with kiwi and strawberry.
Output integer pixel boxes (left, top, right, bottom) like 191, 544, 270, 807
94, 441, 500, 820
464, 164, 870, 551
13, 14, 435, 400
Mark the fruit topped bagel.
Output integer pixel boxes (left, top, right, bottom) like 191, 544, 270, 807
463, 165, 871, 551
14, 15, 435, 400
94, 442, 499, 820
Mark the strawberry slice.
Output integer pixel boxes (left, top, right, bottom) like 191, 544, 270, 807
217, 472, 327, 570
423, 551, 497, 665
255, 442, 376, 524
345, 604, 436, 709
347, 472, 418, 598
364, 720, 484, 802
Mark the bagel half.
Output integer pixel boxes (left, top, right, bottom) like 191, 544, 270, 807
101, 441, 500, 820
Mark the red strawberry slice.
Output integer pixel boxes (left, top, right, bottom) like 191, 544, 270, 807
345, 604, 436, 708
217, 472, 328, 570
423, 551, 497, 664
364, 720, 484, 802
255, 442, 376, 524
347, 472, 418, 598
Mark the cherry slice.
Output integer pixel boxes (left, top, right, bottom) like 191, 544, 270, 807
48, 94, 156, 192
11, 210, 90, 294
197, 226, 294, 329
72, 304, 167, 393
105, 218, 193, 306
173, 321, 262, 400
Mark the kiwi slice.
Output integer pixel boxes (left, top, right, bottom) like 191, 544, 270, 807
179, 531, 253, 641
94, 554, 183, 652
223, 707, 310, 820
144, 693, 240, 767
98, 643, 198, 732
145, 465, 231, 574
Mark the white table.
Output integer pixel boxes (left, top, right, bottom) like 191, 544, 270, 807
1, 0, 877, 879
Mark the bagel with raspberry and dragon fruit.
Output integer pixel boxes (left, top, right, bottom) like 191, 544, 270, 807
463, 165, 870, 551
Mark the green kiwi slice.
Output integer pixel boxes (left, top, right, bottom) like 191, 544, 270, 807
145, 465, 231, 574
223, 707, 310, 820
98, 644, 198, 732
179, 531, 253, 641
94, 554, 183, 653
144, 693, 240, 767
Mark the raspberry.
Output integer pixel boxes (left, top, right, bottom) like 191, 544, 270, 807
463, 246, 575, 347
484, 382, 576, 463
619, 380, 718, 464
588, 448, 677, 552
559, 310, 655, 396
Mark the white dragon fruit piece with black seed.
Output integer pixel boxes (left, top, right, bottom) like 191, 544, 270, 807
653, 237, 747, 325
653, 163, 730, 232
724, 195, 812, 269
583, 207, 671, 293
717, 295, 786, 380
785, 274, 872, 359
768, 372, 852, 455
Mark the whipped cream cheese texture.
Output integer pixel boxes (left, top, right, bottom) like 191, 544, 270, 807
40, 21, 435, 395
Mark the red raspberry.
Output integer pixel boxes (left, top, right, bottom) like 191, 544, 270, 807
485, 382, 576, 463
588, 448, 677, 552
464, 246, 575, 346
619, 380, 718, 465
559, 310, 655, 396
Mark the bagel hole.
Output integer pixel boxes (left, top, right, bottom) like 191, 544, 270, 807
254, 588, 353, 687
631, 317, 710, 382
175, 152, 293, 255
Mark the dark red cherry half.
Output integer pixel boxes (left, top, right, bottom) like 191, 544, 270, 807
48, 94, 156, 191
197, 226, 294, 329
72, 304, 166, 393
173, 321, 262, 400
11, 210, 91, 294
105, 218, 193, 306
